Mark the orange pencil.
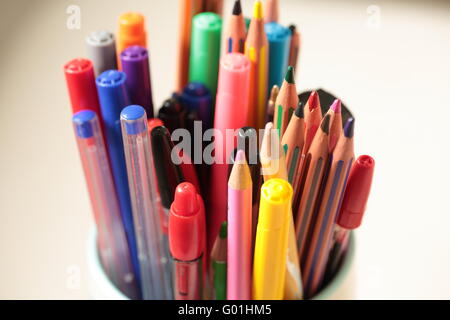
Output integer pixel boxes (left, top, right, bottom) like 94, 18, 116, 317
288, 25, 300, 72
301, 118, 355, 298
264, 0, 279, 23
273, 66, 299, 137
324, 99, 343, 152
245, 0, 269, 129
281, 102, 305, 186
225, 0, 246, 53
294, 114, 330, 264
265, 84, 279, 124
204, 0, 224, 15
175, 0, 204, 92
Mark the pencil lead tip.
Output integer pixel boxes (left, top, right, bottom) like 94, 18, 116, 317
253, 0, 263, 19
344, 118, 355, 138
321, 114, 331, 134
232, 0, 242, 15
235, 149, 247, 164
295, 101, 304, 118
307, 91, 320, 111
330, 99, 341, 113
285, 66, 295, 84
219, 221, 228, 239
289, 24, 296, 33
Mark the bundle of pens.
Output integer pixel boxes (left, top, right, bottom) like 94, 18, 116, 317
64, 0, 375, 300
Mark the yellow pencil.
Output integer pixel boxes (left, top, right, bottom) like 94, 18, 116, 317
253, 178, 292, 300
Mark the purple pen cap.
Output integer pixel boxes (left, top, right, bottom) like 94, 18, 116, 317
73, 110, 96, 138
120, 105, 147, 135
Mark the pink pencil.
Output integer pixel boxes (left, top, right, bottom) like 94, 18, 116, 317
227, 150, 253, 300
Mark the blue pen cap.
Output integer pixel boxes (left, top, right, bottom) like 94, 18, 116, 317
265, 22, 291, 90
96, 69, 127, 87
121, 105, 147, 134
179, 82, 212, 128
72, 110, 97, 138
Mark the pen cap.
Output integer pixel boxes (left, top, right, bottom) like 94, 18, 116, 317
265, 22, 291, 89
151, 126, 184, 209
73, 109, 98, 139
64, 58, 100, 115
189, 12, 222, 97
120, 45, 154, 117
117, 12, 147, 53
337, 155, 375, 229
96, 70, 130, 125
120, 105, 147, 135
169, 182, 205, 261
179, 82, 212, 128
157, 97, 186, 133
86, 31, 118, 76
258, 178, 293, 230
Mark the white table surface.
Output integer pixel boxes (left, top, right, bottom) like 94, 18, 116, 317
1, 0, 449, 299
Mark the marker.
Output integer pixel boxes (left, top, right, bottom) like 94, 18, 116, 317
169, 182, 206, 300
157, 97, 186, 133
120, 45, 154, 118
120, 105, 172, 299
72, 110, 139, 300
265, 22, 291, 91
96, 70, 140, 284
117, 12, 147, 59
64, 58, 101, 116
253, 178, 292, 300
179, 82, 213, 130
86, 31, 118, 76
189, 12, 222, 99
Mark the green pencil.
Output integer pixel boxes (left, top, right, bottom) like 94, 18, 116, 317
211, 221, 227, 300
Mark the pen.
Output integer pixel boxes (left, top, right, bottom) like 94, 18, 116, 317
169, 182, 206, 300
120, 105, 172, 299
179, 82, 212, 130
117, 12, 147, 67
157, 97, 186, 133
86, 31, 117, 76
72, 110, 139, 300
265, 22, 291, 91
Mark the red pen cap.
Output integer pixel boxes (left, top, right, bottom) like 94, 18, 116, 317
147, 118, 164, 132
64, 58, 100, 115
337, 155, 375, 229
169, 182, 205, 261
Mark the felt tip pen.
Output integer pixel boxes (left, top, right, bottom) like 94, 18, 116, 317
86, 31, 118, 76
169, 182, 206, 300
265, 22, 291, 91
121, 105, 172, 300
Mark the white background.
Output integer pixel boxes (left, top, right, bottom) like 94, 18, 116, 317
0, 0, 449, 299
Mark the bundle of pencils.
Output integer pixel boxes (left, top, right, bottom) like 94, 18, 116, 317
63, 0, 375, 300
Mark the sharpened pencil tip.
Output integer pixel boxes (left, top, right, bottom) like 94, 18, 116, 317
235, 149, 247, 164
253, 0, 263, 19
219, 221, 228, 239
285, 66, 295, 84
321, 114, 331, 134
232, 0, 242, 15
330, 99, 341, 113
307, 91, 320, 111
295, 101, 304, 118
289, 24, 296, 33
344, 118, 355, 138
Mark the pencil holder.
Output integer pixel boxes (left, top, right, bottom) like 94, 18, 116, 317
86, 227, 356, 300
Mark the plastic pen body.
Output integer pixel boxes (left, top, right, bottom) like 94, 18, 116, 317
121, 106, 172, 300
72, 110, 139, 300
121, 45, 154, 118
96, 70, 139, 284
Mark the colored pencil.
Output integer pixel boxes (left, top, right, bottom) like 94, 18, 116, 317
273, 66, 299, 137
325, 99, 343, 152
288, 25, 300, 72
204, 0, 224, 15
226, 0, 246, 53
266, 84, 279, 124
264, 0, 279, 23
245, 0, 269, 129
227, 150, 253, 300
211, 221, 227, 300
303, 90, 323, 153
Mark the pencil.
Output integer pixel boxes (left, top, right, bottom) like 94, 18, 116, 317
325, 99, 343, 152
226, 0, 246, 53
301, 118, 355, 297
175, 0, 204, 92
253, 178, 291, 300
245, 0, 269, 129
281, 102, 305, 185
227, 150, 252, 300
265, 84, 279, 124
211, 221, 227, 300
204, 0, 224, 16
264, 0, 279, 23
260, 122, 303, 300
273, 66, 299, 137
295, 114, 330, 264
303, 90, 322, 153
288, 25, 300, 71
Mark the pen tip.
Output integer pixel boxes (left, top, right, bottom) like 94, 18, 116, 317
172, 182, 198, 216
295, 101, 304, 118
307, 91, 320, 111
232, 0, 242, 15
330, 99, 341, 113
285, 66, 295, 84
321, 114, 331, 134
344, 118, 355, 138
253, 0, 263, 19
219, 221, 228, 239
